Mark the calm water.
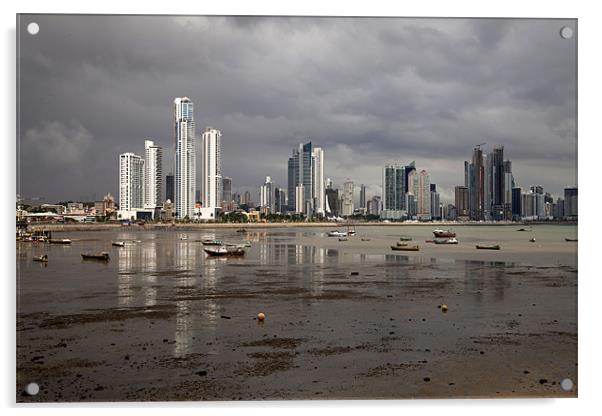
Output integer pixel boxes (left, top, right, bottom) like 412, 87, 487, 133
16, 224, 578, 401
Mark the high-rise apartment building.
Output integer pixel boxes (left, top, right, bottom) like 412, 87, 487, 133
408, 169, 431, 220
342, 180, 354, 216
359, 184, 367, 209
201, 127, 222, 213
312, 147, 325, 215
287, 142, 325, 216
173, 97, 196, 219
165, 173, 174, 203
118, 152, 145, 219
564, 186, 578, 219
222, 177, 232, 205
455, 186, 469, 218
260, 176, 275, 213
143, 140, 162, 208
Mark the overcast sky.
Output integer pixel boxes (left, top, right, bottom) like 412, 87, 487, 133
17, 15, 576, 204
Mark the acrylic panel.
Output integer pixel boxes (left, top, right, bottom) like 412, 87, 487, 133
16, 15, 577, 402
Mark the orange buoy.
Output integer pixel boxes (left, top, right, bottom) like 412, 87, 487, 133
257, 312, 265, 321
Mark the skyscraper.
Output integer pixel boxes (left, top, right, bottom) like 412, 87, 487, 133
260, 176, 275, 213
287, 141, 323, 215
430, 183, 440, 220
491, 145, 505, 220
144, 140, 162, 208
119, 152, 145, 218
274, 188, 286, 214
312, 147, 325, 215
325, 188, 339, 216
165, 173, 174, 203
222, 177, 232, 205
359, 184, 367, 209
173, 97, 196, 219
511, 187, 522, 220
342, 180, 354, 216
382, 164, 406, 217
408, 169, 431, 220
454, 186, 469, 218
468, 146, 485, 220
201, 127, 222, 211
564, 186, 578, 219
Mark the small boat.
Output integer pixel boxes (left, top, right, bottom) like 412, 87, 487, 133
179, 236, 188, 240
338, 237, 348, 242
433, 229, 456, 238
529, 238, 536, 243
202, 239, 223, 246
517, 228, 528, 232
396, 242, 409, 247
112, 241, 125, 247
475, 245, 501, 250
433, 238, 458, 245
236, 229, 247, 233
399, 236, 413, 241
565, 238, 577, 242
391, 245, 420, 251
49, 239, 72, 244
33, 254, 48, 262
81, 252, 110, 261
203, 246, 245, 257
327, 230, 347, 237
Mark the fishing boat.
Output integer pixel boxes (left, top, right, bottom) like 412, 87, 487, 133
433, 238, 458, 245
347, 224, 356, 236
475, 245, 501, 250
517, 228, 528, 232
529, 238, 536, 243
201, 239, 223, 246
81, 252, 110, 261
399, 236, 413, 241
112, 241, 125, 247
391, 245, 420, 251
565, 238, 577, 242
327, 230, 347, 237
433, 229, 456, 238
49, 239, 72, 244
203, 245, 245, 257
33, 254, 48, 262
179, 236, 188, 241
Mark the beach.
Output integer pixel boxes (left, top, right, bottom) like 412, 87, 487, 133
16, 224, 577, 401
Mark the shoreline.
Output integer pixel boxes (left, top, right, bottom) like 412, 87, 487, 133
31, 221, 577, 232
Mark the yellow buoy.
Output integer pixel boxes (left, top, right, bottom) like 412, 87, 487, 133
441, 304, 449, 313
257, 312, 265, 321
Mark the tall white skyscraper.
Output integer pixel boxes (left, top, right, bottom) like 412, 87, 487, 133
118, 152, 145, 218
201, 127, 222, 211
312, 147, 325, 215
144, 139, 162, 208
342, 180, 354, 216
260, 176, 275, 212
174, 97, 196, 219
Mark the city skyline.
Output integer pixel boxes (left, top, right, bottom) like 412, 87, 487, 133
18, 16, 576, 204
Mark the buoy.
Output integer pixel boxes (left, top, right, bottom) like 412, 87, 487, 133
257, 312, 265, 321
441, 304, 449, 313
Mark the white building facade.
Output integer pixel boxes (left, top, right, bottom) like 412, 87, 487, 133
312, 147, 325, 216
342, 180, 354, 216
144, 139, 163, 208
174, 97, 196, 219
118, 152, 145, 220
200, 127, 222, 219
260, 176, 275, 212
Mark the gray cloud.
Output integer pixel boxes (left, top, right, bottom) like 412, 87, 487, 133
17, 15, 577, 204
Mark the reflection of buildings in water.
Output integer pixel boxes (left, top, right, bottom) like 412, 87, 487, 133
173, 298, 219, 358
462, 260, 510, 302
245, 231, 266, 242
117, 236, 160, 307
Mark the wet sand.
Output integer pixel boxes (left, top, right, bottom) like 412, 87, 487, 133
16, 225, 577, 401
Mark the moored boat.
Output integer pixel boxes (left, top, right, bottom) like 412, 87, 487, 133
112, 241, 125, 247
81, 252, 110, 261
203, 245, 245, 257
565, 238, 577, 242
433, 229, 456, 238
399, 236, 413, 241
33, 254, 48, 262
391, 245, 420, 251
49, 239, 72, 244
433, 237, 458, 245
529, 238, 536, 243
517, 228, 528, 232
475, 245, 501, 250
327, 230, 347, 237
202, 239, 223, 246
236, 228, 247, 233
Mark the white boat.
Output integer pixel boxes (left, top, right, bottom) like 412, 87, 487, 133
112, 241, 125, 247
433, 237, 458, 245
179, 236, 188, 240
327, 230, 347, 237
204, 245, 245, 257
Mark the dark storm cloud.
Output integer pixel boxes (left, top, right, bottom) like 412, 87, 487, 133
17, 15, 576, 204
